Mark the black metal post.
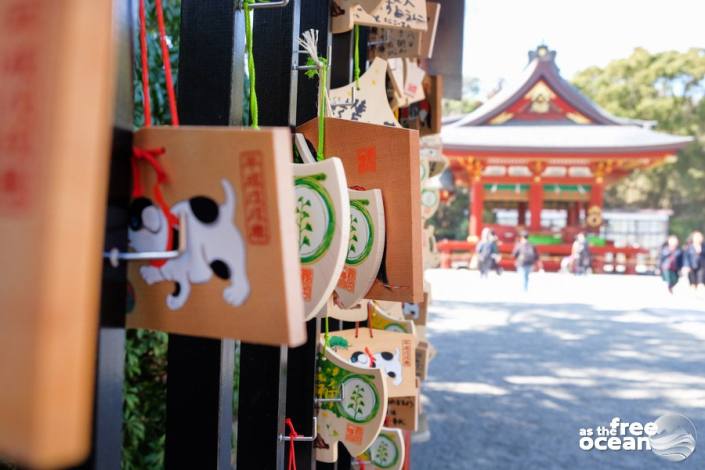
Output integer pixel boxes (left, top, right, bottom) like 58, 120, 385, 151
164, 2, 236, 469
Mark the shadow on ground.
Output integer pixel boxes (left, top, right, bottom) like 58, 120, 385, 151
413, 297, 705, 470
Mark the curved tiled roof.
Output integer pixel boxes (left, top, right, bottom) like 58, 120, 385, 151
444, 46, 692, 153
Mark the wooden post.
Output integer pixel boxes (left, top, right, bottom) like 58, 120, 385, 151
164, 2, 237, 469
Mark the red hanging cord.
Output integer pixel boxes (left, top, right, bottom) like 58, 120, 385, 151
139, 0, 152, 127
132, 147, 179, 267
285, 418, 299, 470
364, 347, 376, 368
366, 302, 374, 338
154, 0, 179, 125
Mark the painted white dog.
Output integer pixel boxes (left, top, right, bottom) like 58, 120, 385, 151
350, 348, 403, 386
128, 178, 250, 310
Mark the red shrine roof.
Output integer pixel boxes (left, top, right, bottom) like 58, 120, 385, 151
443, 45, 692, 155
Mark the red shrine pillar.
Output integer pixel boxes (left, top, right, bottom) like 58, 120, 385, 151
517, 201, 527, 226
590, 181, 604, 209
470, 180, 484, 238
529, 183, 543, 231
529, 161, 544, 232
567, 202, 579, 227
466, 158, 484, 238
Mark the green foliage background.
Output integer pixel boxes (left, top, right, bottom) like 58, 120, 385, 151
572, 48, 705, 240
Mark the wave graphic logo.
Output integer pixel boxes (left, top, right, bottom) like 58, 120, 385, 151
649, 414, 697, 462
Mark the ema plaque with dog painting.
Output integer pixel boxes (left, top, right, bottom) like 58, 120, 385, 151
335, 189, 385, 308
126, 127, 306, 346
368, 301, 417, 335
316, 347, 388, 463
328, 298, 369, 322
298, 118, 423, 303
328, 58, 400, 128
331, 0, 427, 34
0, 1, 114, 467
294, 159, 350, 319
326, 328, 416, 398
356, 427, 405, 470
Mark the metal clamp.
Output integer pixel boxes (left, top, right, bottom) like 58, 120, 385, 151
314, 388, 344, 404
104, 214, 188, 268
279, 417, 318, 442
352, 460, 371, 467
237, 0, 289, 10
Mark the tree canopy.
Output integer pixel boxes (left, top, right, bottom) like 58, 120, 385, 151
572, 48, 705, 239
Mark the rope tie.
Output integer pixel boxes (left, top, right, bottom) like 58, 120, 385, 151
298, 29, 328, 161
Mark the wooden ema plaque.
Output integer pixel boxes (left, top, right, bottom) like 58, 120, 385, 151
0, 1, 114, 467
332, 0, 428, 34
334, 189, 385, 309
326, 328, 416, 398
294, 159, 350, 319
298, 118, 423, 303
356, 427, 405, 470
316, 347, 388, 463
126, 127, 306, 346
328, 58, 401, 128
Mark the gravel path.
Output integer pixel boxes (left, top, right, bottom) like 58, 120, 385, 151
413, 270, 705, 469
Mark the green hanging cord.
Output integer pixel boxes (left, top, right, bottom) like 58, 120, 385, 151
324, 313, 330, 349
317, 58, 328, 161
244, 0, 258, 129
353, 25, 361, 90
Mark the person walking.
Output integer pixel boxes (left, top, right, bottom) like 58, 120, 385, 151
683, 230, 705, 292
659, 235, 683, 294
476, 227, 497, 277
571, 232, 592, 275
513, 231, 538, 291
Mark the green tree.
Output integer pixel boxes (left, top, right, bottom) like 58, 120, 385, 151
429, 187, 469, 240
572, 48, 705, 239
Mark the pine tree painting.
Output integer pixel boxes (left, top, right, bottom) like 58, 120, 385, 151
296, 195, 313, 250
347, 383, 366, 420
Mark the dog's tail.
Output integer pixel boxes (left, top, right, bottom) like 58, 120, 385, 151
220, 178, 236, 219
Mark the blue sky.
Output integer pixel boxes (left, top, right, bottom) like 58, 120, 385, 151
463, 0, 705, 96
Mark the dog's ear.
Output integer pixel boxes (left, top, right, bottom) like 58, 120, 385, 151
129, 197, 153, 231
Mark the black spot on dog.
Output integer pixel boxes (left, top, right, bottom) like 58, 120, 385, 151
380, 351, 394, 361
129, 197, 154, 231
210, 260, 231, 280
173, 282, 181, 297
189, 196, 219, 224
387, 371, 396, 378
350, 351, 363, 363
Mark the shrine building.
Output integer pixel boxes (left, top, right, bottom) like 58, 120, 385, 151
438, 45, 692, 271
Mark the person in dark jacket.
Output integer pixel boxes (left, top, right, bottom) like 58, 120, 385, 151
512, 231, 538, 291
660, 235, 684, 294
683, 230, 705, 291
476, 227, 498, 277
